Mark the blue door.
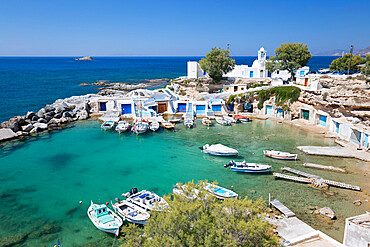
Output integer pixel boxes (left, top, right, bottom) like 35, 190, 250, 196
121, 104, 132, 114
178, 103, 186, 112
250, 71, 254, 78
196, 105, 205, 114
265, 106, 273, 115
277, 109, 283, 115
212, 105, 221, 112
99, 102, 106, 111
335, 122, 340, 133
364, 134, 369, 148
319, 115, 327, 126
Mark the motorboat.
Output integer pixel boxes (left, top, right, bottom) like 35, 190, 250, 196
204, 183, 238, 200
224, 160, 271, 173
202, 117, 212, 126
112, 199, 150, 225
115, 120, 130, 133
132, 121, 149, 135
184, 118, 194, 128
199, 144, 238, 156
123, 188, 168, 212
101, 121, 114, 131
161, 121, 175, 129
215, 117, 232, 126
149, 121, 160, 132
264, 150, 298, 160
234, 115, 252, 123
224, 116, 238, 123
172, 183, 199, 200
87, 201, 123, 236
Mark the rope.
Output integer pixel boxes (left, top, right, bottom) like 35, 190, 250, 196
111, 234, 117, 247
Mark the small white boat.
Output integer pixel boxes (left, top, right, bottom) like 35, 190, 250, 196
101, 121, 114, 131
123, 188, 168, 212
204, 183, 238, 200
87, 201, 123, 236
240, 118, 252, 123
161, 121, 175, 129
224, 160, 271, 173
215, 117, 232, 126
184, 118, 194, 128
132, 121, 149, 135
149, 121, 160, 132
115, 120, 130, 133
172, 183, 199, 200
264, 150, 298, 160
112, 199, 150, 225
200, 144, 238, 156
202, 117, 212, 126
224, 116, 238, 123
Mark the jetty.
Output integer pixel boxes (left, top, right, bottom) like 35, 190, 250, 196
303, 162, 346, 173
269, 199, 296, 217
275, 168, 361, 191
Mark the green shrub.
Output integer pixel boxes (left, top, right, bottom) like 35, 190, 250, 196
257, 86, 301, 109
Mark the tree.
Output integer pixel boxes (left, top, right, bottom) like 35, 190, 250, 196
266, 43, 312, 81
119, 181, 279, 247
199, 47, 235, 82
360, 54, 370, 76
329, 54, 366, 72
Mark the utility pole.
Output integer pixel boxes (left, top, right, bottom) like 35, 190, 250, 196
227, 44, 230, 51
348, 45, 353, 75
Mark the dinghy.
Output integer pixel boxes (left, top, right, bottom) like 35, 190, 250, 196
204, 183, 238, 200
101, 121, 114, 131
149, 121, 160, 132
123, 188, 168, 211
199, 144, 238, 156
112, 199, 150, 225
132, 121, 149, 135
161, 121, 175, 129
184, 118, 194, 128
115, 120, 130, 133
215, 117, 232, 126
202, 117, 212, 126
224, 160, 271, 173
264, 150, 298, 160
87, 201, 123, 236
224, 116, 238, 123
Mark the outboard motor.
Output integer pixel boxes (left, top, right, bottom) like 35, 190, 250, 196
130, 187, 138, 195
224, 161, 234, 168
115, 197, 120, 203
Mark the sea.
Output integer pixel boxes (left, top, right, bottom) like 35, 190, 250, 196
1, 56, 366, 247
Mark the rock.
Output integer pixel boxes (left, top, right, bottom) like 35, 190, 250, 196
31, 115, 39, 121
0, 116, 24, 132
25, 111, 36, 119
250, 190, 256, 194
37, 108, 46, 118
76, 110, 89, 120
44, 105, 55, 112
48, 118, 61, 125
0, 128, 17, 141
54, 112, 62, 119
22, 124, 34, 132
16, 131, 29, 136
311, 178, 328, 189
314, 207, 336, 220
37, 118, 47, 123
0, 233, 28, 247
33, 123, 48, 130
353, 200, 362, 206
30, 127, 38, 133
308, 206, 317, 210
62, 111, 72, 118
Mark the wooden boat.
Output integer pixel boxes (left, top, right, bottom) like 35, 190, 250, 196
101, 121, 114, 131
264, 150, 298, 160
149, 121, 160, 132
204, 183, 238, 200
115, 120, 130, 133
87, 201, 123, 236
224, 116, 238, 123
199, 144, 238, 156
224, 160, 271, 173
132, 121, 149, 135
234, 115, 252, 123
202, 117, 212, 126
215, 117, 232, 126
112, 199, 150, 225
184, 118, 194, 128
123, 188, 168, 212
161, 121, 175, 129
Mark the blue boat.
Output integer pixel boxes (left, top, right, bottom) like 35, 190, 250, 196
224, 160, 271, 173
204, 183, 238, 200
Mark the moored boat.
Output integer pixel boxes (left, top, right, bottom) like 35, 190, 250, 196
161, 121, 175, 129
132, 121, 149, 135
87, 201, 123, 236
112, 199, 150, 225
202, 117, 212, 126
204, 183, 238, 200
224, 116, 238, 123
234, 115, 252, 123
184, 118, 194, 128
123, 188, 168, 211
149, 121, 160, 132
224, 160, 271, 173
215, 117, 232, 126
115, 120, 130, 133
264, 150, 298, 160
199, 144, 238, 156
101, 121, 114, 131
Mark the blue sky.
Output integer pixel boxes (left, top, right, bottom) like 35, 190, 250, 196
0, 0, 369, 56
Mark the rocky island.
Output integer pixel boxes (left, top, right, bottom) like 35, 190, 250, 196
75, 56, 93, 60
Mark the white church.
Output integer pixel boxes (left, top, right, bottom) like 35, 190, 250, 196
187, 47, 269, 79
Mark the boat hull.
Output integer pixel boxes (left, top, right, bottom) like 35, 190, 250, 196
203, 150, 238, 156
230, 167, 271, 173
264, 154, 297, 160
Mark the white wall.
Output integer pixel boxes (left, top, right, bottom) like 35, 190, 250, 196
187, 61, 204, 79
271, 69, 291, 81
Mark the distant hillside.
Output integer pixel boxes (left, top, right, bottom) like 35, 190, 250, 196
314, 46, 369, 56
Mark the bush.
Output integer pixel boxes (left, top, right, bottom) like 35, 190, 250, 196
257, 86, 301, 109
321, 75, 329, 79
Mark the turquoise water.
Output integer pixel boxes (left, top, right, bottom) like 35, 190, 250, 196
0, 119, 367, 246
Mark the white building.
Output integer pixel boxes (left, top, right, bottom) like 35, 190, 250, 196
187, 61, 205, 79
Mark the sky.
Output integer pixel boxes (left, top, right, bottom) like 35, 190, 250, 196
0, 0, 369, 56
